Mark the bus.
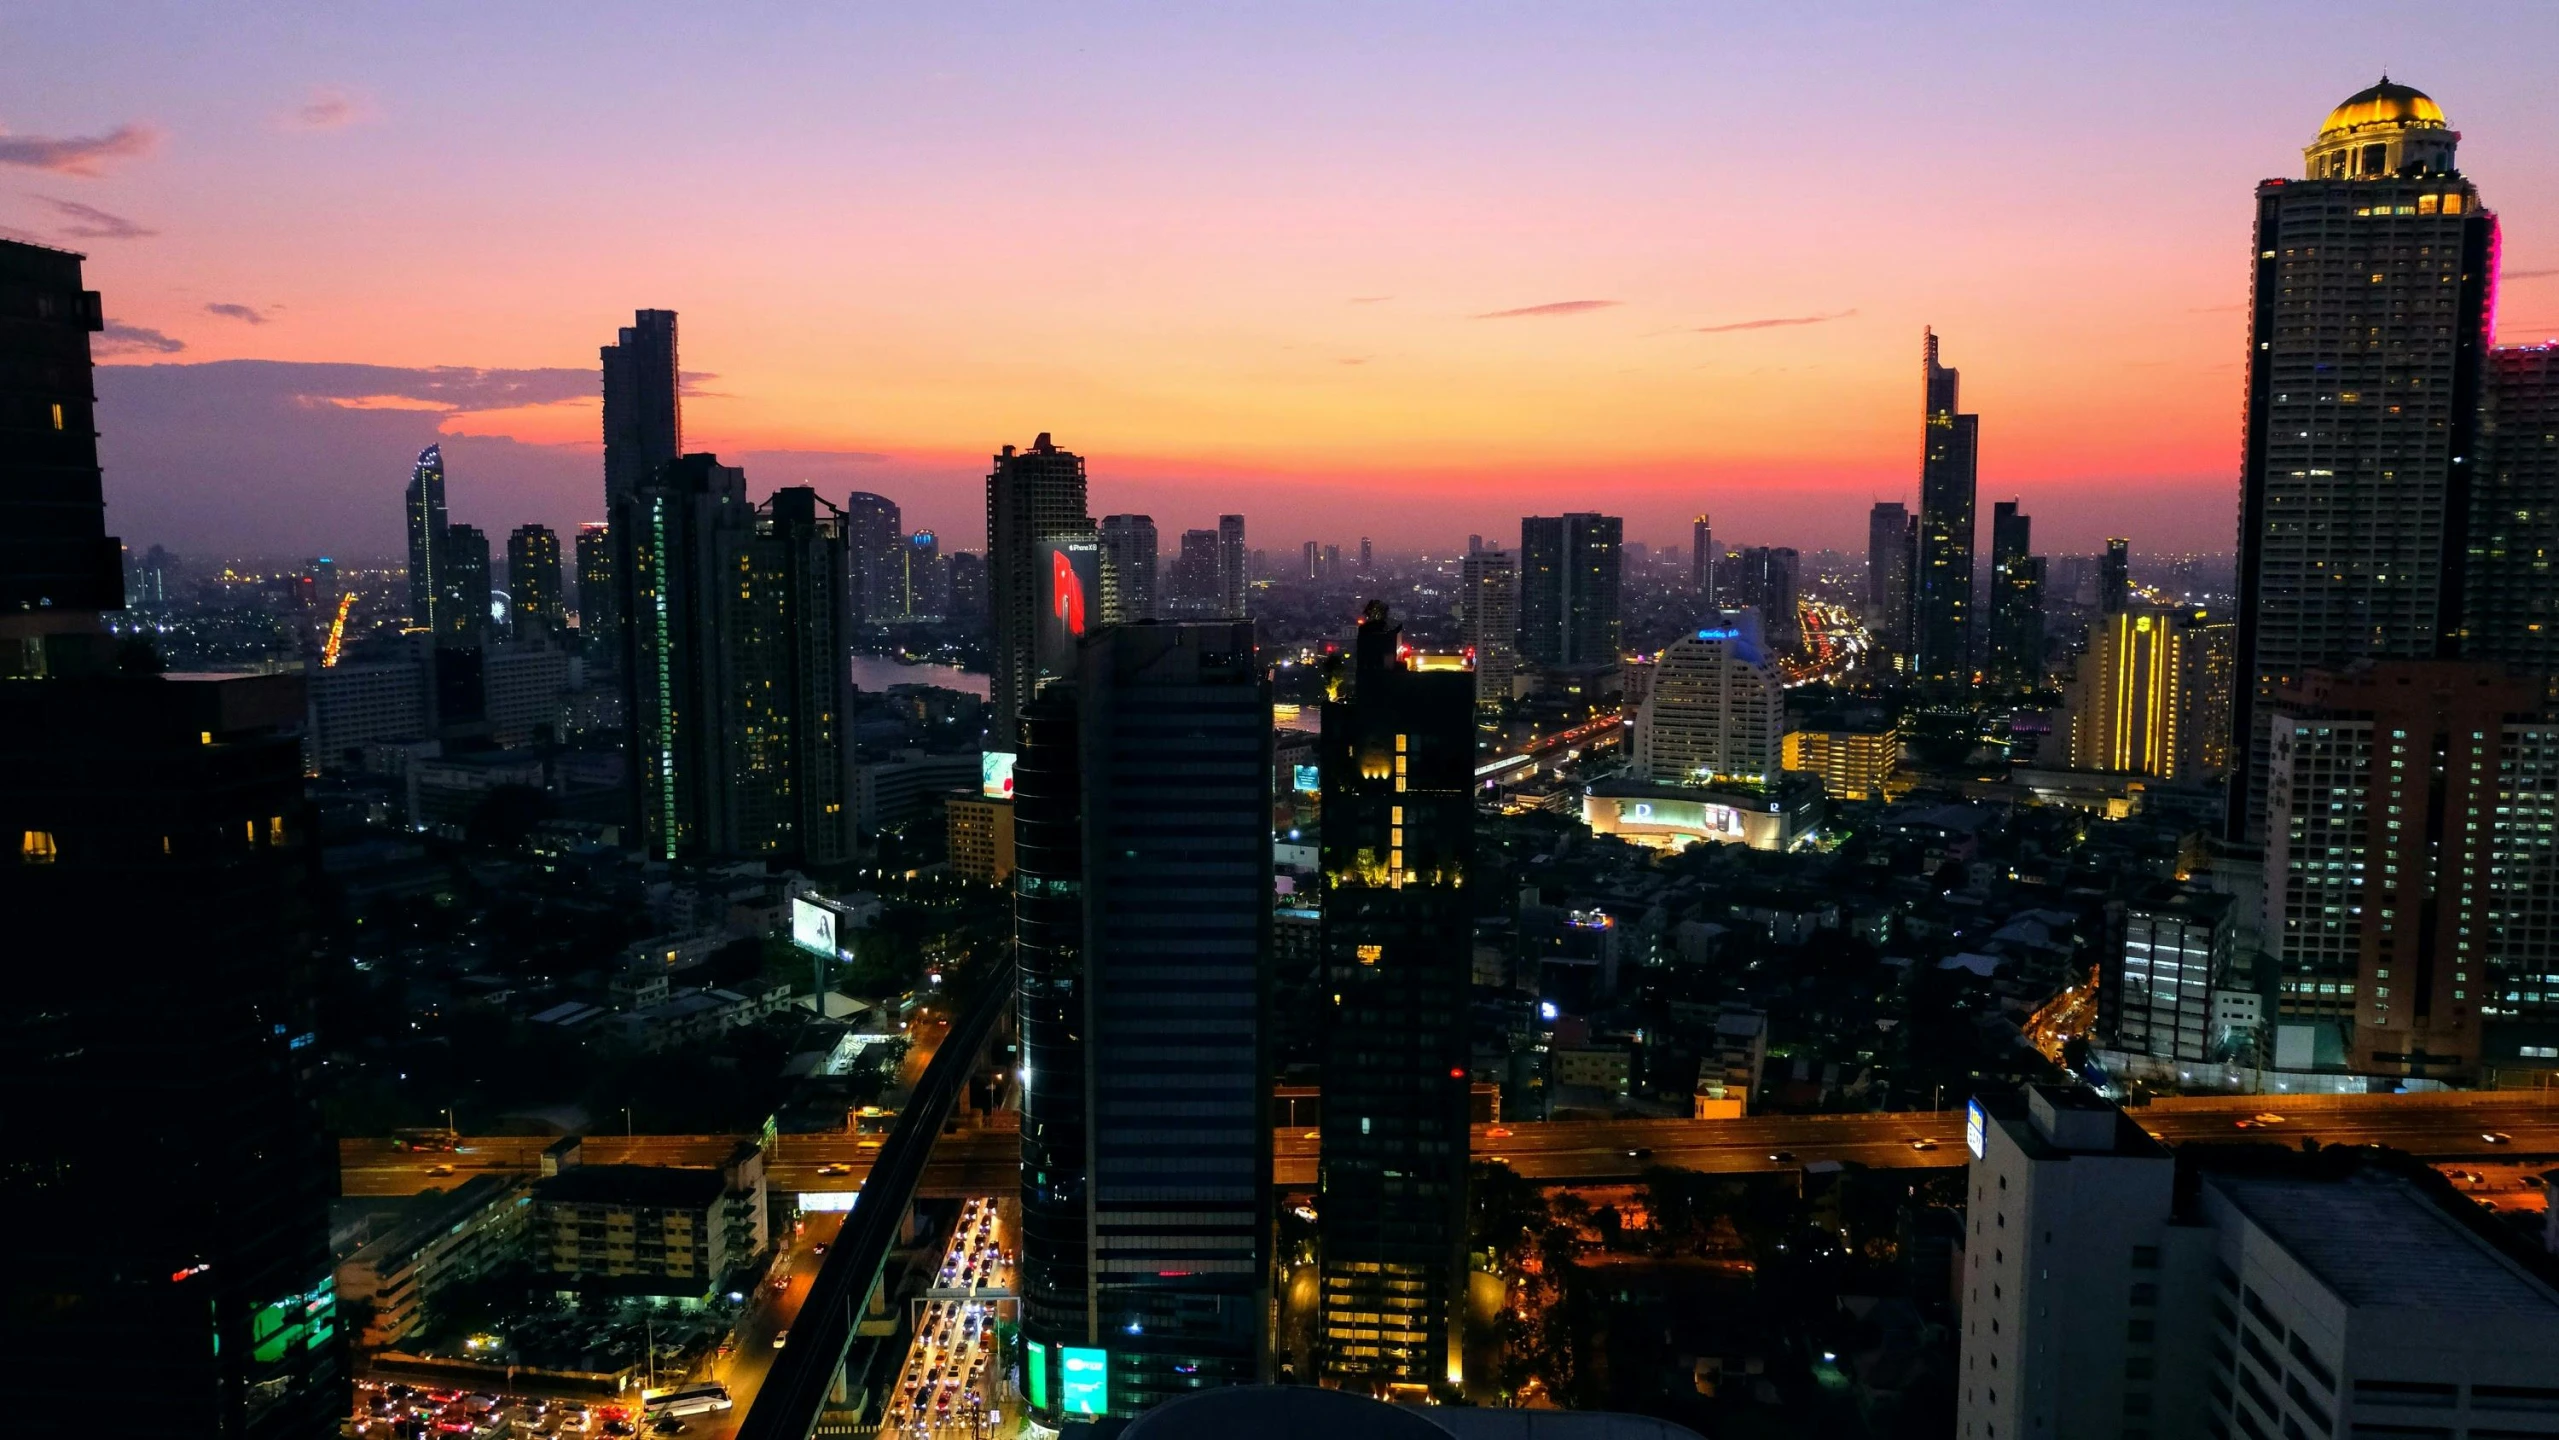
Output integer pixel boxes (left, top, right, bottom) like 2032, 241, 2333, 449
642, 1384, 734, 1419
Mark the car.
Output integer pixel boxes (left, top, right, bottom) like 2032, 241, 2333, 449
772, 1329, 790, 1349
1768, 1151, 1795, 1163
1909, 1138, 1938, 1151
426, 1163, 456, 1177
1487, 1126, 1512, 1139
2233, 1118, 2261, 1130
2252, 1113, 2287, 1125
1624, 1147, 1654, 1160
812, 1243, 827, 1254
2484, 1132, 2513, 1145
816, 1163, 850, 1176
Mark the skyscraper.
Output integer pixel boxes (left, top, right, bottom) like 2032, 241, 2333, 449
1098, 513, 1159, 623
618, 453, 750, 860
1728, 546, 1802, 654
1218, 514, 1248, 617
573, 522, 612, 655
2229, 81, 2496, 842
1168, 529, 1222, 617
1457, 547, 1518, 708
441, 523, 492, 642
902, 530, 948, 619
1516, 513, 1623, 667
2468, 342, 2559, 685
842, 491, 905, 626
1866, 501, 1914, 660
1690, 514, 1715, 603
1630, 616, 1785, 788
1357, 535, 1372, 572
1986, 501, 2045, 695
1, 237, 345, 1438
987, 434, 1092, 751
2052, 608, 2226, 780
1017, 622, 1272, 1421
1318, 604, 1474, 1392
723, 487, 855, 866
404, 444, 448, 632
1913, 329, 1979, 696
599, 310, 680, 659
1302, 539, 1320, 581
507, 523, 565, 637
2099, 537, 2131, 615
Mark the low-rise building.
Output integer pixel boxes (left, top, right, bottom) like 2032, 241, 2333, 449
1783, 724, 1902, 800
531, 1146, 767, 1300
945, 791, 1015, 883
336, 1176, 531, 1349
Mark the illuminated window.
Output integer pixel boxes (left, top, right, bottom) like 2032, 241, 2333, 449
1357, 944, 1382, 966
268, 815, 287, 845
50, 402, 64, 431
22, 830, 59, 865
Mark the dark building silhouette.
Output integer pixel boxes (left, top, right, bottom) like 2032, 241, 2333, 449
403, 444, 448, 632
1218, 513, 1248, 617
1866, 501, 1914, 661
842, 490, 904, 626
2470, 343, 2559, 686
1690, 513, 1715, 603
2100, 537, 2131, 616
1914, 329, 1979, 697
1317, 603, 1475, 1391
1099, 513, 1159, 623
1729, 545, 1802, 655
573, 522, 612, 659
618, 454, 749, 860
441, 522, 491, 643
507, 523, 565, 637
1169, 528, 1222, 617
1517, 512, 1623, 667
597, 310, 680, 662
1987, 501, 2045, 695
0, 241, 119, 614
986, 434, 1092, 751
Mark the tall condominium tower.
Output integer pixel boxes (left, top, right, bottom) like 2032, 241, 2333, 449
1986, 501, 2045, 695
1167, 529, 1221, 617
2469, 343, 2559, 685
1218, 514, 1248, 617
2228, 80, 2497, 842
724, 487, 855, 865
1866, 501, 1914, 660
597, 310, 680, 659
1016, 622, 1272, 1422
573, 523, 612, 650
1690, 514, 1715, 603
507, 524, 565, 637
441, 523, 492, 643
1630, 614, 1786, 788
404, 444, 449, 632
1457, 547, 1519, 708
842, 491, 905, 626
1728, 546, 1802, 654
0, 238, 345, 1438
1913, 329, 1979, 696
1098, 514, 1159, 623
1517, 513, 1623, 667
617, 453, 750, 860
1317, 604, 1474, 1392
1301, 539, 1320, 581
987, 434, 1092, 751
2100, 537, 2131, 615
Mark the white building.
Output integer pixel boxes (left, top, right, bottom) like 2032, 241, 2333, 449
1630, 613, 1784, 787
305, 656, 428, 772
1458, 547, 1519, 707
483, 639, 573, 747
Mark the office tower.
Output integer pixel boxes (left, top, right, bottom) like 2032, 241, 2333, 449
1913, 329, 1979, 695
1863, 503, 1912, 661
440, 523, 492, 641
902, 530, 947, 619
2099, 537, 2131, 615
1318, 605, 1473, 1391
987, 434, 1092, 751
1962, 1085, 2559, 1440
404, 443, 449, 632
601, 310, 681, 512
2262, 662, 2558, 1081
1986, 501, 2045, 695
2055, 608, 2227, 779
573, 523, 612, 653
1166, 529, 1220, 617
948, 550, 988, 627
1516, 513, 1623, 667
1, 237, 344, 1437
618, 454, 750, 860
1099, 513, 1159, 623
1457, 547, 1519, 708
134, 543, 174, 611
2103, 887, 2239, 1064
1630, 614, 1785, 788
506, 524, 565, 637
1218, 514, 1248, 617
722, 487, 855, 865
1357, 536, 1372, 571
842, 490, 905, 625
1727, 545, 1801, 654
1690, 515, 1715, 603
2468, 343, 2559, 683
1017, 623, 1272, 1421
1302, 539, 1320, 581
2229, 81, 2496, 842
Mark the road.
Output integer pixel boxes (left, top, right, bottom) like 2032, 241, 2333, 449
880, 1196, 1014, 1434
697, 1209, 844, 1439
345, 1092, 2559, 1200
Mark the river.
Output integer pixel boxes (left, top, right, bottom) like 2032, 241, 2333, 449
848, 655, 990, 697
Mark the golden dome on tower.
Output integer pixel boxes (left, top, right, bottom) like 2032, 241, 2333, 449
2317, 77, 2446, 139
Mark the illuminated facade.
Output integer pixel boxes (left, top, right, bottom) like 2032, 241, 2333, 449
2056, 608, 2231, 781
1630, 618, 1784, 788
2104, 887, 2237, 1064
1317, 604, 1474, 1392
1457, 546, 1518, 706
1914, 329, 1979, 696
403, 443, 448, 632
1783, 724, 1901, 800
987, 434, 1093, 749
506, 523, 565, 637
944, 791, 1015, 883
1582, 780, 1817, 853
842, 490, 904, 625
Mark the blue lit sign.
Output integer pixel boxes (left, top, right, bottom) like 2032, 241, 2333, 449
1294, 763, 1320, 794
1965, 1098, 1987, 1161
1695, 628, 1739, 640
1632, 802, 1652, 819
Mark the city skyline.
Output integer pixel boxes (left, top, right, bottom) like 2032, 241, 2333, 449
15, 7, 2559, 557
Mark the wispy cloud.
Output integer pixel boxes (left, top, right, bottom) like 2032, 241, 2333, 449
204, 302, 269, 325
2187, 301, 2247, 313
282, 86, 373, 131
95, 322, 185, 356
39, 196, 156, 240
678, 370, 726, 398
1691, 309, 1855, 334
1338, 356, 1371, 365
0, 122, 158, 176
1347, 295, 1393, 305
2506, 267, 2559, 282
1475, 299, 1621, 319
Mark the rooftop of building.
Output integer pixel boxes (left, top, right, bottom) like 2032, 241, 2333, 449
2317, 78, 2446, 139
534, 1163, 726, 1211
349, 1175, 523, 1272
1974, 1085, 2169, 1162
2207, 1169, 2559, 1320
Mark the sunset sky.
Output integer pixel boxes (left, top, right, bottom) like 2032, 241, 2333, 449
10, 2, 2559, 561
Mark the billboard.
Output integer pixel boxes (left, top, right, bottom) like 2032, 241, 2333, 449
1293, 762, 1320, 795
1037, 535, 1103, 679
790, 896, 838, 959
1060, 1346, 1109, 1416
1966, 1098, 1988, 1160
1027, 1340, 1048, 1411
982, 751, 1017, 799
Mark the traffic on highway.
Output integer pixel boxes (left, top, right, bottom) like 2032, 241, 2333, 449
881, 1196, 1014, 1435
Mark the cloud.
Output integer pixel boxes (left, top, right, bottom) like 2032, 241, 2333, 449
1474, 299, 1621, 319
39, 197, 156, 239
95, 322, 186, 356
204, 302, 270, 325
678, 370, 728, 398
0, 122, 159, 176
2506, 267, 2559, 282
1338, 356, 1371, 365
283, 86, 372, 131
1691, 309, 1855, 334
1347, 295, 1393, 305
2187, 301, 2247, 313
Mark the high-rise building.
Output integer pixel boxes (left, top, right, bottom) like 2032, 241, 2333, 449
1218, 515, 1248, 617
2468, 342, 2559, 685
1914, 329, 1979, 696
1168, 529, 1222, 617
134, 543, 174, 612
507, 524, 565, 638
1986, 501, 2045, 695
842, 491, 905, 626
2053, 608, 2227, 780
1016, 623, 1272, 1422
1302, 539, 1320, 581
1317, 604, 1473, 1392
1865, 501, 1914, 660
1781, 724, 1901, 800
2099, 537, 2131, 615
1630, 615, 1785, 788
2262, 661, 2558, 1082
404, 444, 449, 633
1358, 536, 1372, 571
987, 434, 1092, 752
618, 454, 750, 861
441, 523, 492, 642
599, 310, 679, 661
2229, 81, 2496, 842
1728, 546, 1801, 654
948, 550, 988, 628
1099, 514, 1159, 623
573, 523, 612, 656
2103, 886, 2239, 1064
902, 530, 948, 620
1516, 513, 1623, 668
722, 487, 855, 865
1, 237, 345, 1438
1457, 547, 1519, 708
1690, 514, 1715, 603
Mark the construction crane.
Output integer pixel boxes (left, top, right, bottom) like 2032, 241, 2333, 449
322, 591, 357, 667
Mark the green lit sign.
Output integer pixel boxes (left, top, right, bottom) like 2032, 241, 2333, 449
1026, 1340, 1048, 1411
1060, 1346, 1108, 1416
